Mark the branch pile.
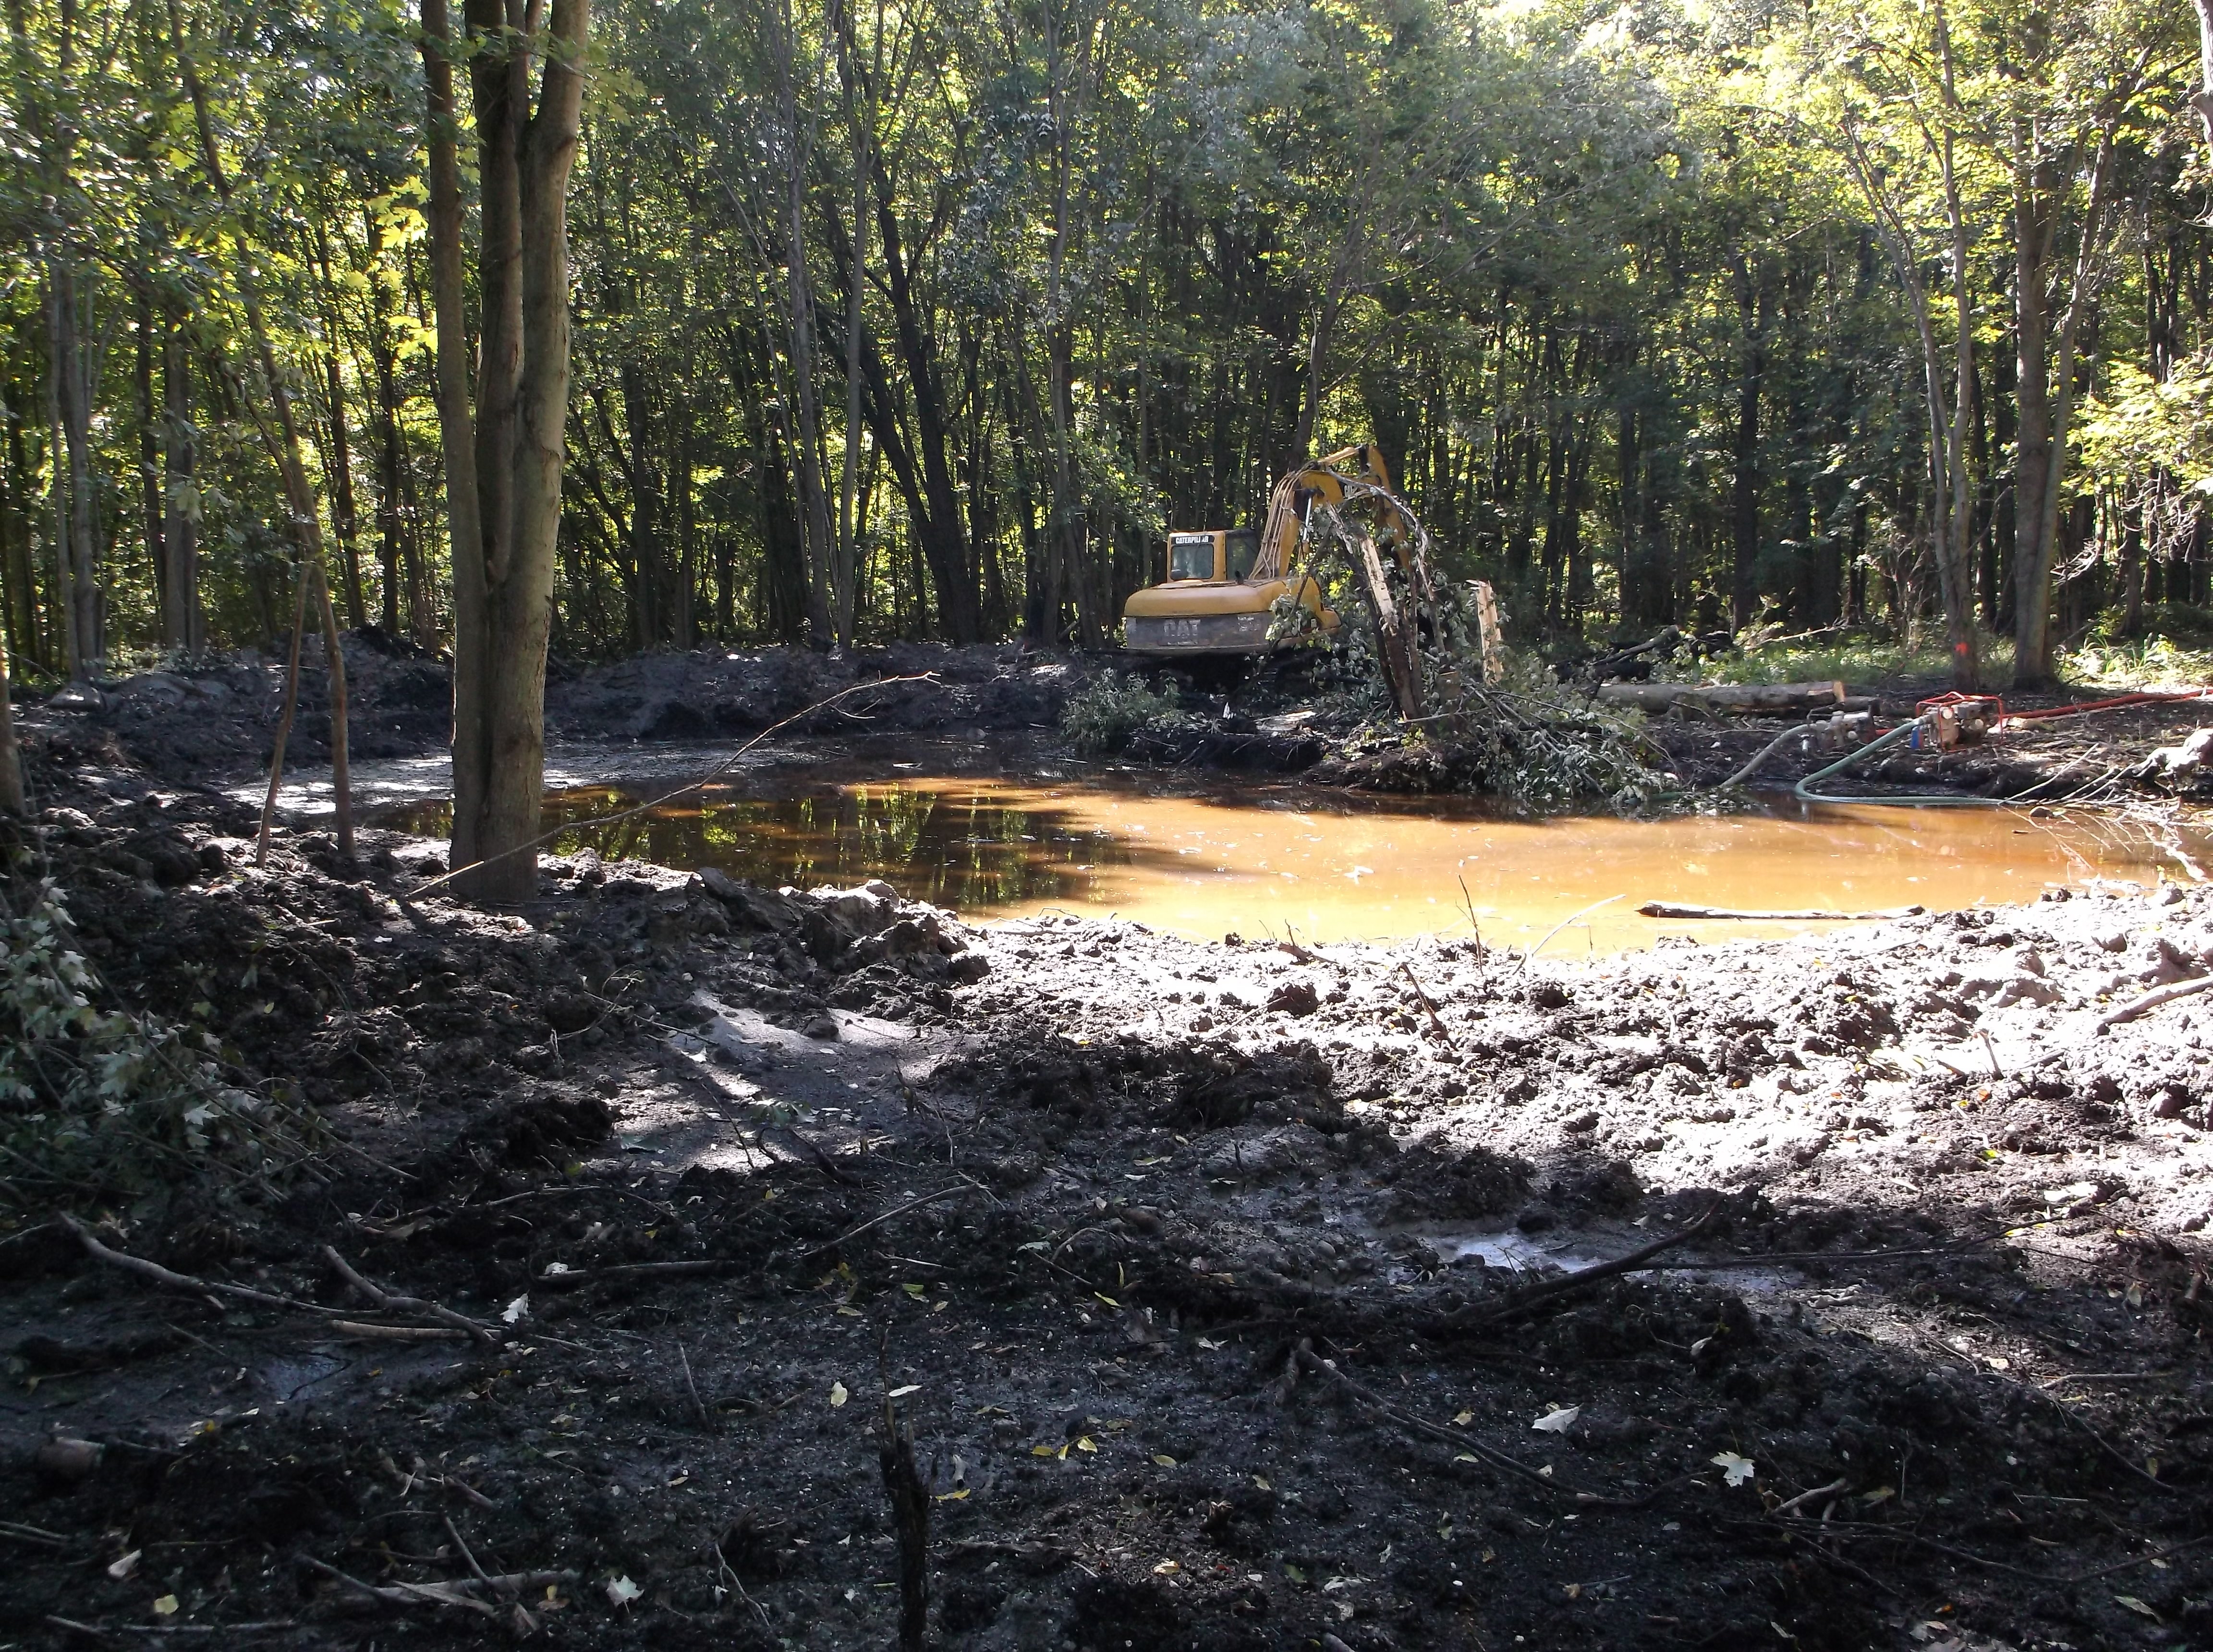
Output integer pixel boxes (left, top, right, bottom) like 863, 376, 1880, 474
1279, 487, 1678, 811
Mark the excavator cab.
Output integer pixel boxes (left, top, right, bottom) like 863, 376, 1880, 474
1122, 445, 1405, 657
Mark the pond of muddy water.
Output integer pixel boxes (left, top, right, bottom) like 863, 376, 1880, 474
370, 757, 2208, 952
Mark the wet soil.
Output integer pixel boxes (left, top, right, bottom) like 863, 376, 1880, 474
2, 721, 2211, 1651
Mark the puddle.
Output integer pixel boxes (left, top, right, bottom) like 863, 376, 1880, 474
258, 1351, 349, 1402
1411, 1226, 1613, 1276
362, 748, 2208, 951
1401, 1224, 1804, 1300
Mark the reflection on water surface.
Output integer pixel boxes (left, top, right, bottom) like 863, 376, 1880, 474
375, 770, 2208, 951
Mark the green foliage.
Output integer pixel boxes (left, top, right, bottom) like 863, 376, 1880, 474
1707, 629, 2017, 688
2058, 623, 2213, 692
0, 0, 2203, 671
1439, 664, 1675, 816
0, 878, 308, 1204
2075, 359, 2213, 497
1059, 673, 1183, 756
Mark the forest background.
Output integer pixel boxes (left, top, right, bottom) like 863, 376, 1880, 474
5, 0, 2213, 704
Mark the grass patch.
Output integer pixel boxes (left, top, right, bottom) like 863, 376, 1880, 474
2058, 605, 2213, 690
1700, 628, 2014, 688
2057, 634, 2213, 692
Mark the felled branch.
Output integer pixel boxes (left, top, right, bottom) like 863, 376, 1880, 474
323, 1247, 501, 1344
58, 1215, 500, 1345
296, 1553, 575, 1616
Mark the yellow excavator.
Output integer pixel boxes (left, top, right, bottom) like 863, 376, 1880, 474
1120, 444, 1415, 656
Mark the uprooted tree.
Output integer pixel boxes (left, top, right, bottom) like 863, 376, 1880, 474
1278, 485, 1672, 813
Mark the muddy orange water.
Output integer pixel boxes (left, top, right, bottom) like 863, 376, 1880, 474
376, 765, 2209, 953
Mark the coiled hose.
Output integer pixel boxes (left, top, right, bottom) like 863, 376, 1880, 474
1792, 716, 2007, 808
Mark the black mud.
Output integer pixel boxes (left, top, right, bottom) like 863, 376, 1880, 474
2, 722, 2210, 1652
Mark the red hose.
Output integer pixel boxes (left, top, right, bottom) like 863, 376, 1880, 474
2001, 690, 2212, 725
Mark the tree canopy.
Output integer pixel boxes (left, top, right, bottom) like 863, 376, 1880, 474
2, 0, 2207, 688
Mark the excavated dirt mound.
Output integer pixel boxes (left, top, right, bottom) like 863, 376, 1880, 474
2, 716, 2211, 1651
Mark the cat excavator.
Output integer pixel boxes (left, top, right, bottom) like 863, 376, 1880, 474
1120, 444, 1416, 657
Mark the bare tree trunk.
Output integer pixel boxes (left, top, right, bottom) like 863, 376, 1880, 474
135, 288, 166, 645
2194, 0, 2213, 165
366, 211, 406, 636
438, 0, 589, 903
0, 628, 22, 815
786, 138, 836, 648
2011, 130, 2116, 689
324, 353, 366, 630
11, 0, 99, 675
673, 410, 696, 647
48, 265, 99, 674
160, 305, 199, 649
1937, 114, 1979, 689
1840, 100, 1977, 689
833, 0, 872, 651
1729, 257, 1765, 631
1041, 5, 1100, 651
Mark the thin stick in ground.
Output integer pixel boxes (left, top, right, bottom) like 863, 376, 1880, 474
255, 561, 314, 865
308, 558, 353, 857
878, 1393, 930, 1652
679, 1343, 712, 1431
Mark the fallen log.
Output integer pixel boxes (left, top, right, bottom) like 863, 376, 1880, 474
1597, 680, 1846, 716
1639, 901, 1924, 922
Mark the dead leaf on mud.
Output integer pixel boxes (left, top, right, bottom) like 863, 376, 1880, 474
606, 1575, 643, 1608
1711, 1451, 1756, 1486
151, 1595, 178, 1616
828, 1381, 849, 1407
1532, 1406, 1579, 1433
887, 1383, 920, 1398
2115, 1595, 2159, 1620
107, 1549, 140, 1579
503, 1294, 530, 1324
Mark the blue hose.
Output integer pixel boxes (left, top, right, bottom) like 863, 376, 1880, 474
1792, 717, 2009, 809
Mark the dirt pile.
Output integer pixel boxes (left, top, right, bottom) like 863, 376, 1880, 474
2, 730, 2211, 1650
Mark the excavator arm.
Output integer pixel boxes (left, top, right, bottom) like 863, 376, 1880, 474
1252, 444, 1414, 583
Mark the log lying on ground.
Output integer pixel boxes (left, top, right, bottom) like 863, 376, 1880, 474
1639, 901, 1925, 922
1596, 680, 1847, 715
